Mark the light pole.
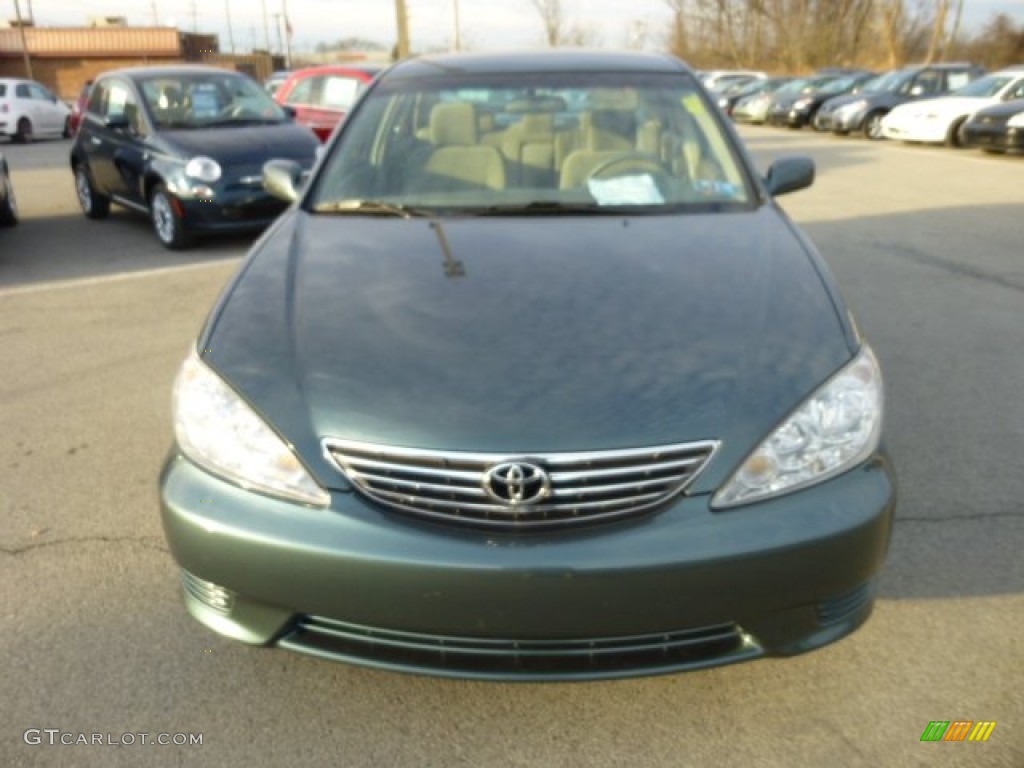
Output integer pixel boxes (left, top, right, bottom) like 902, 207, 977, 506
12, 0, 34, 80
224, 0, 236, 53
453, 0, 461, 51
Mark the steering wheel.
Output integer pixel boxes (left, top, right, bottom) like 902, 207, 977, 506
586, 152, 672, 182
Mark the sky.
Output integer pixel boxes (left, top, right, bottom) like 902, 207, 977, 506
13, 0, 1024, 58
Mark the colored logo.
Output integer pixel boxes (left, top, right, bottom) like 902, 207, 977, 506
920, 721, 996, 742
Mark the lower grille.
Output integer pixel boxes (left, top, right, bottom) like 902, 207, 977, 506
323, 438, 718, 531
279, 617, 757, 680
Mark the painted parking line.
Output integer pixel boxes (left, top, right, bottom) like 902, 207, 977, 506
0, 258, 242, 298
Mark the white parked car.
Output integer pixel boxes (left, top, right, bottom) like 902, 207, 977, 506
880, 66, 1024, 146
701, 70, 767, 93
0, 77, 72, 143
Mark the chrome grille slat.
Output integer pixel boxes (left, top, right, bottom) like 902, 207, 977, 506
351, 474, 489, 498
323, 438, 718, 530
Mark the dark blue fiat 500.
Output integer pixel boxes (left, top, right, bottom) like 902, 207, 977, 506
160, 51, 895, 681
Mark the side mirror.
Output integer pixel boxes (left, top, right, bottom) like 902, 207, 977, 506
263, 158, 304, 203
909, 85, 925, 97
764, 156, 815, 197
282, 104, 297, 119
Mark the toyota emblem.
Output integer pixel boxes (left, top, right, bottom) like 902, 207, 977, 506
482, 461, 551, 506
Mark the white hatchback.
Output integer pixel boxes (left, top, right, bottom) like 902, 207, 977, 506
880, 67, 1024, 146
0, 77, 72, 143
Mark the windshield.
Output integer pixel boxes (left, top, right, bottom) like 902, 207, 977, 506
864, 70, 912, 93
819, 75, 861, 95
139, 71, 287, 129
310, 71, 753, 214
952, 75, 1013, 98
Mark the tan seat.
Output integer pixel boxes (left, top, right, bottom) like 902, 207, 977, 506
410, 103, 506, 192
501, 113, 556, 187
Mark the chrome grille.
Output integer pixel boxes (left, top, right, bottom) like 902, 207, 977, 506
322, 438, 718, 530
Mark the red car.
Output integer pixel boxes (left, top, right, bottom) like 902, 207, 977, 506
69, 80, 93, 135
274, 65, 380, 142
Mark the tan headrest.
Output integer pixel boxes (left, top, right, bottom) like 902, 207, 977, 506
429, 102, 478, 146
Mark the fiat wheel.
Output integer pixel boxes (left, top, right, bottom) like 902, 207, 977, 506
150, 184, 195, 250
74, 164, 110, 219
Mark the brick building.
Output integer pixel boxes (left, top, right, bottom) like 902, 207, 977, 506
0, 26, 277, 100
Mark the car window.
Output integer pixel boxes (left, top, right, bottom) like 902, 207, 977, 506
28, 84, 52, 101
0, 83, 6, 98
284, 76, 316, 106
1005, 79, 1024, 100
16, 83, 30, 99
138, 71, 287, 129
946, 71, 977, 93
321, 75, 363, 110
311, 71, 753, 214
102, 81, 145, 133
904, 71, 941, 96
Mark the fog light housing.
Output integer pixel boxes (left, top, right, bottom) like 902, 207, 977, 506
181, 570, 235, 615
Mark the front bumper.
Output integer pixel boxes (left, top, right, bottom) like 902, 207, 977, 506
818, 107, 866, 134
179, 188, 289, 234
160, 451, 896, 681
963, 123, 1024, 152
767, 107, 811, 128
880, 118, 946, 143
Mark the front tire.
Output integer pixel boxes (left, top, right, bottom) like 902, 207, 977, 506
14, 117, 32, 144
74, 164, 110, 219
150, 184, 195, 250
62, 117, 73, 139
945, 118, 967, 148
0, 171, 17, 228
864, 111, 885, 140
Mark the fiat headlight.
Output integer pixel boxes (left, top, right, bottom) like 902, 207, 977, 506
184, 156, 222, 184
713, 346, 883, 508
173, 349, 329, 506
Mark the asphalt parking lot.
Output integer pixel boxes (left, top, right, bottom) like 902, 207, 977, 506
1, 131, 1022, 768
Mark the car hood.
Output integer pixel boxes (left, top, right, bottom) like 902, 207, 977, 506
160, 123, 319, 167
969, 99, 1024, 119
889, 96, 993, 119
203, 207, 855, 492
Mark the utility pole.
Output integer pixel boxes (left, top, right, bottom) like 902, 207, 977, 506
395, 0, 410, 59
281, 0, 292, 68
261, 0, 272, 52
453, 0, 462, 51
12, 0, 34, 80
273, 13, 284, 58
224, 0, 236, 53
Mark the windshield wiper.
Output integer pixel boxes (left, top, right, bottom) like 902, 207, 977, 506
312, 199, 432, 218
468, 201, 611, 216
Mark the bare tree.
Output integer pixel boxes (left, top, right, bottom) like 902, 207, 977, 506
531, 0, 564, 47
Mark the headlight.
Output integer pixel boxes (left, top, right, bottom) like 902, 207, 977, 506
718, 97, 729, 108
713, 346, 883, 508
793, 98, 812, 110
173, 349, 330, 506
184, 156, 222, 184
1007, 112, 1024, 128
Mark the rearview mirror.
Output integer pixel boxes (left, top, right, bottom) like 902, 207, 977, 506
763, 156, 815, 197
263, 159, 304, 203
